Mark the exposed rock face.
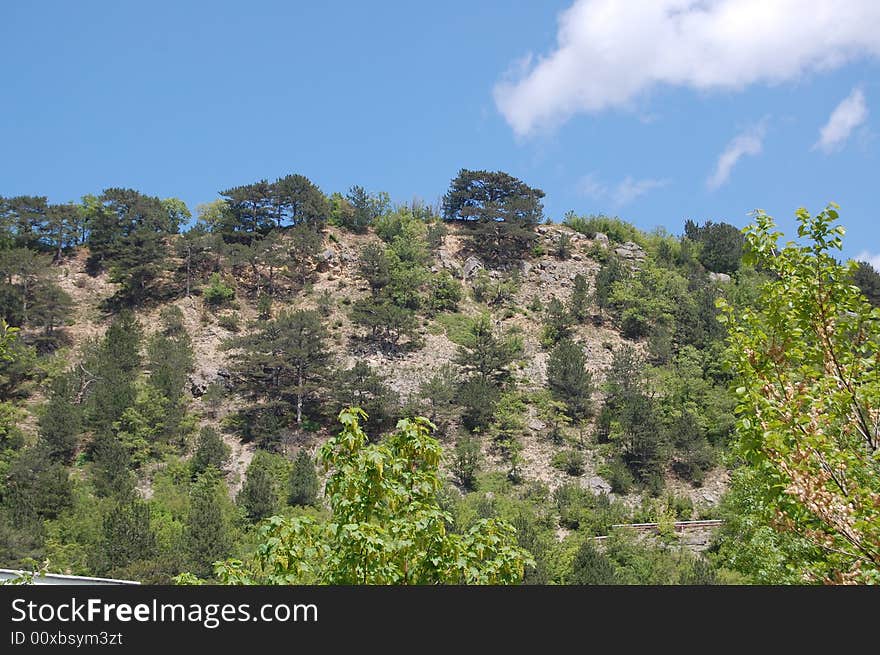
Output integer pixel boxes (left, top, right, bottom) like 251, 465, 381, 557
462, 255, 484, 279
614, 241, 646, 261
708, 271, 732, 283
321, 248, 335, 262
593, 232, 609, 247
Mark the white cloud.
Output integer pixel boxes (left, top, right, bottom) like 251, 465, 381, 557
707, 121, 767, 190
494, 0, 880, 136
613, 176, 669, 205
577, 173, 669, 205
814, 87, 868, 153
577, 173, 607, 199
855, 250, 880, 270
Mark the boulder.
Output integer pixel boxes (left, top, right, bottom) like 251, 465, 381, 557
708, 271, 732, 284
462, 256, 484, 279
614, 241, 646, 261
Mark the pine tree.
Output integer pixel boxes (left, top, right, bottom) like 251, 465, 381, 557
85, 311, 142, 436
230, 309, 329, 427
238, 453, 278, 521
569, 273, 590, 322
191, 426, 230, 476
102, 499, 156, 572
185, 473, 232, 578
38, 373, 81, 462
92, 434, 135, 499
547, 340, 594, 420
332, 361, 398, 438
570, 540, 617, 584
288, 449, 319, 507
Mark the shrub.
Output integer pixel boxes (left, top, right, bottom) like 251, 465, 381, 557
451, 435, 482, 490
203, 273, 235, 307
552, 449, 585, 476
217, 312, 240, 332
604, 457, 634, 494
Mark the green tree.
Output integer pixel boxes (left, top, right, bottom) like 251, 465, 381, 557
230, 309, 329, 427
84, 311, 142, 436
852, 259, 880, 307
547, 340, 593, 420
38, 373, 82, 462
288, 449, 319, 507
570, 539, 617, 584
92, 434, 135, 499
684, 219, 744, 274
190, 426, 230, 477
451, 434, 482, 490
569, 273, 590, 322
210, 409, 533, 584
542, 296, 572, 345
442, 169, 544, 266
238, 452, 279, 521
102, 499, 157, 573
718, 204, 880, 583
332, 361, 399, 438
185, 472, 232, 578
455, 314, 516, 386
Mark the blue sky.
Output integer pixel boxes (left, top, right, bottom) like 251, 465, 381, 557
2, 1, 878, 264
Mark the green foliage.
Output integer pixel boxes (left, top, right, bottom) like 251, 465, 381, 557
332, 361, 399, 438
554, 232, 572, 260
185, 472, 233, 579
288, 449, 319, 507
85, 189, 182, 305
552, 449, 585, 476
852, 259, 880, 307
210, 408, 533, 584
38, 373, 81, 462
455, 314, 517, 386
684, 219, 743, 274
547, 339, 593, 420
428, 271, 463, 313
442, 169, 543, 265
451, 435, 482, 490
594, 255, 626, 310
416, 363, 459, 438
229, 309, 329, 429
719, 204, 880, 583
569, 273, 590, 322
203, 272, 235, 307
238, 451, 280, 521
102, 499, 156, 573
570, 539, 617, 584
190, 426, 229, 477
471, 269, 519, 306
91, 434, 135, 499
541, 297, 572, 345
563, 213, 642, 245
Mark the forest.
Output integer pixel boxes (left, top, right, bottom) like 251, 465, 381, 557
1, 169, 878, 584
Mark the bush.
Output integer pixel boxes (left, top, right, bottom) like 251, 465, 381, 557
451, 435, 482, 490
203, 273, 235, 307
554, 232, 572, 260
564, 213, 642, 245
604, 458, 634, 494
217, 312, 240, 332
570, 539, 617, 584
428, 272, 463, 313
552, 449, 585, 476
